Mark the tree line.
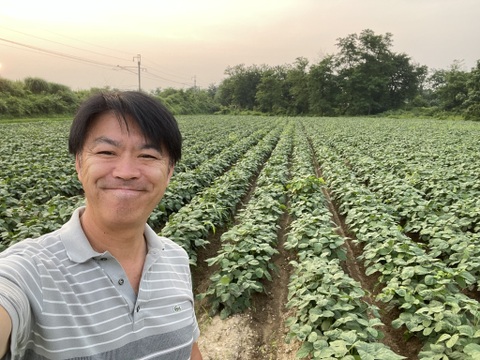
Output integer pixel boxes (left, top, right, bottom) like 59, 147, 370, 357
1, 29, 479, 120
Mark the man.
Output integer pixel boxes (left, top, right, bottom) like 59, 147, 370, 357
0, 91, 203, 359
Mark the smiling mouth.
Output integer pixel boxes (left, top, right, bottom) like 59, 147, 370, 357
103, 188, 146, 196
107, 187, 144, 192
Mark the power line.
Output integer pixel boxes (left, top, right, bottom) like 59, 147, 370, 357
141, 57, 208, 88
2, 26, 199, 85
0, 25, 130, 62
0, 34, 201, 89
141, 56, 192, 81
143, 68, 192, 87
42, 28, 134, 57
0, 37, 120, 69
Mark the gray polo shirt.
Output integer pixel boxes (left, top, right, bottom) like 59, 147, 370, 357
0, 207, 200, 360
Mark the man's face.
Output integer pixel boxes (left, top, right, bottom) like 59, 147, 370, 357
75, 111, 174, 231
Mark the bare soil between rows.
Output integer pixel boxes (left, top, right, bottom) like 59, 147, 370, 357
192, 186, 423, 359
190, 141, 424, 359
192, 212, 301, 360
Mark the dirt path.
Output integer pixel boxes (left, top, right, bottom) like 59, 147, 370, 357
193, 225, 261, 360
248, 211, 300, 360
194, 193, 300, 359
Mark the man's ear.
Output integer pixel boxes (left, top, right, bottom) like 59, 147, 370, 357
167, 165, 175, 185
75, 154, 83, 182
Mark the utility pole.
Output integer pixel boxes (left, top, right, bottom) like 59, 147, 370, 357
116, 54, 144, 91
133, 54, 141, 91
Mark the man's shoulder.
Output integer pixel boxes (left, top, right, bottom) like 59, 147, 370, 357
0, 228, 64, 260
0, 207, 84, 260
144, 225, 189, 257
153, 234, 190, 258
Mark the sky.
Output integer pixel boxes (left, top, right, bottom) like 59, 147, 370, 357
1, 0, 479, 92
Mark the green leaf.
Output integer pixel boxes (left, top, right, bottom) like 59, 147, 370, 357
355, 342, 406, 360
329, 340, 349, 357
220, 275, 231, 285
436, 334, 451, 343
401, 267, 415, 279
446, 333, 459, 348
307, 332, 318, 343
340, 330, 357, 344
295, 341, 313, 359
464, 343, 480, 357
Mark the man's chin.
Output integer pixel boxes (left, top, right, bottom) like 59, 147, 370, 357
102, 206, 147, 225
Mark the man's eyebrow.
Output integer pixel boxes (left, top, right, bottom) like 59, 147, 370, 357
93, 136, 120, 147
93, 136, 162, 152
141, 143, 162, 152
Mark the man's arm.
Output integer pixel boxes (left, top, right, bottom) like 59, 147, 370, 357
0, 306, 12, 358
190, 342, 203, 360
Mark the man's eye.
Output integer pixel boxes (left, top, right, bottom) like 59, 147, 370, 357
97, 151, 115, 156
140, 154, 158, 159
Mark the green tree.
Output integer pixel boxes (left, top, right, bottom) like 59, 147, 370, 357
153, 87, 218, 115
0, 77, 25, 96
464, 60, 480, 120
286, 57, 310, 115
215, 64, 264, 111
334, 29, 424, 115
1, 77, 80, 117
255, 65, 290, 114
214, 77, 233, 110
429, 60, 469, 112
386, 54, 427, 110
24, 77, 50, 94
308, 55, 340, 116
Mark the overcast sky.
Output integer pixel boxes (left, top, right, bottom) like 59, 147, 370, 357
1, 0, 479, 91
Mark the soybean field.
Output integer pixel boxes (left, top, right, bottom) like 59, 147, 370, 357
1, 116, 479, 360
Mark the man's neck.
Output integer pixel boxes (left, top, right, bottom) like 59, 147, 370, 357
79, 208, 147, 263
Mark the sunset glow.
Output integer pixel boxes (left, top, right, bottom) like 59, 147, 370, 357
1, 0, 479, 91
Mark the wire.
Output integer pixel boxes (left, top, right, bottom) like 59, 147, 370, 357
0, 25, 131, 62
0, 37, 121, 68
42, 28, 134, 57
142, 56, 192, 81
143, 69, 192, 86
0, 34, 201, 88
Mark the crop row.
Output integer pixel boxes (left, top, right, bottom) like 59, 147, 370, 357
159, 123, 286, 265
284, 124, 403, 359
317, 119, 480, 236
200, 121, 294, 319
346, 156, 480, 289
176, 115, 265, 173
150, 125, 271, 227
317, 119, 480, 291
302, 119, 480, 359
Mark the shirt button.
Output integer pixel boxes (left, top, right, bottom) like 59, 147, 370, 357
136, 306, 141, 312
118, 279, 125, 285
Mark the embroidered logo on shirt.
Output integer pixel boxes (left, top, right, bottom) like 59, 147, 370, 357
173, 305, 182, 312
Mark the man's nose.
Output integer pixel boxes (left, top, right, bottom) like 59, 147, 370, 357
112, 156, 141, 180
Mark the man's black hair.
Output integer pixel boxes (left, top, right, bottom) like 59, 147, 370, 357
69, 91, 182, 165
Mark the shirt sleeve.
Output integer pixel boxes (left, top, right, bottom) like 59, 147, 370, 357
0, 278, 32, 359
192, 308, 200, 342
187, 268, 200, 343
